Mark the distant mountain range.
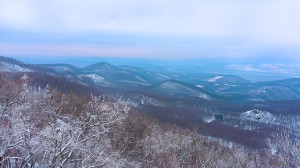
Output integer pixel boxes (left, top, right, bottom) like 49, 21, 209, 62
2, 56, 300, 101
1, 56, 300, 147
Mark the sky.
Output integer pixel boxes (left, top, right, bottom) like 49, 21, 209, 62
0, 0, 300, 79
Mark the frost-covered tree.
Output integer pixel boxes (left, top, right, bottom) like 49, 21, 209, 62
0, 75, 137, 167
0, 73, 289, 168
267, 129, 300, 167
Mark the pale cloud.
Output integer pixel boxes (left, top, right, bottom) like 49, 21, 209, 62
0, 0, 300, 45
259, 64, 282, 69
228, 63, 297, 75
227, 64, 261, 72
0, 43, 153, 57
0, 0, 38, 29
259, 64, 294, 74
289, 64, 300, 68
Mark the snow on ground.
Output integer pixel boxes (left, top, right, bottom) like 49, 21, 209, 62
0, 62, 32, 72
51, 66, 72, 73
135, 75, 148, 84
155, 73, 169, 79
196, 84, 204, 88
240, 109, 275, 123
78, 74, 106, 83
203, 116, 215, 123
208, 76, 223, 82
233, 109, 300, 135
224, 84, 237, 87
159, 81, 211, 100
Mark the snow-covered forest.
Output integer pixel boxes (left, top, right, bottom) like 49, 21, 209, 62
0, 73, 299, 167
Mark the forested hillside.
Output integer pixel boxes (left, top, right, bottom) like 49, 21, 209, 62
1, 72, 299, 167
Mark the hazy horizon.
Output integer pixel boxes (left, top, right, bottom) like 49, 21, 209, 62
5, 55, 298, 81
1, 0, 300, 80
